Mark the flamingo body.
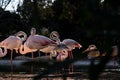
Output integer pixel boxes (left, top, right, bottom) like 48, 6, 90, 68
26, 35, 56, 50
0, 36, 22, 52
61, 39, 82, 59
62, 39, 82, 50
0, 31, 27, 64
20, 34, 57, 56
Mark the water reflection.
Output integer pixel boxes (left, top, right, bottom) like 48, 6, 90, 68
0, 59, 119, 80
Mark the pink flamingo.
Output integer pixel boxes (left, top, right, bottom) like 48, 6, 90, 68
50, 32, 82, 73
58, 39, 82, 73
0, 31, 27, 64
56, 49, 68, 61
62, 39, 82, 59
19, 28, 58, 60
50, 31, 82, 59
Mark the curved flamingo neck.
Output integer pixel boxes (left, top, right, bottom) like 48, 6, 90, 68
15, 31, 27, 41
19, 44, 37, 54
0, 47, 7, 57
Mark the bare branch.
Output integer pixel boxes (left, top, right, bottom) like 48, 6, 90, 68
1, 0, 4, 7
3, 0, 12, 10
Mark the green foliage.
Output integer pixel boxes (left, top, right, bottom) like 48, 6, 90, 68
17, 0, 54, 29
0, 8, 25, 36
0, 0, 120, 49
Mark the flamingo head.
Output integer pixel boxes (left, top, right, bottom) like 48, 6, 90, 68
56, 49, 68, 62
50, 31, 60, 44
76, 43, 82, 49
15, 31, 27, 41
30, 27, 36, 35
82, 44, 97, 53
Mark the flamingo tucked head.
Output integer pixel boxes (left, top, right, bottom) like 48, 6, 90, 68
51, 43, 69, 61
53, 43, 69, 52
15, 31, 27, 41
50, 31, 60, 44
56, 49, 68, 62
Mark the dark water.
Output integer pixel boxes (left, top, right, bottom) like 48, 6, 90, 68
0, 58, 120, 80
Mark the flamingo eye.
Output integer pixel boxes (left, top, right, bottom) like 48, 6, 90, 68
63, 50, 65, 53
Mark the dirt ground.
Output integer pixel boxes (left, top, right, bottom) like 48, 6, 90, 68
0, 72, 120, 80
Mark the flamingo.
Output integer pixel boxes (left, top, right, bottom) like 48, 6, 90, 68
62, 39, 83, 73
0, 31, 27, 64
62, 39, 82, 59
50, 31, 82, 73
19, 27, 58, 60
50, 31, 82, 59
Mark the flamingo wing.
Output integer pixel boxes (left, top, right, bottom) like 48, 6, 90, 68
0, 36, 22, 49
25, 35, 57, 50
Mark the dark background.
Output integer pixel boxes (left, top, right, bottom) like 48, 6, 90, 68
0, 0, 120, 59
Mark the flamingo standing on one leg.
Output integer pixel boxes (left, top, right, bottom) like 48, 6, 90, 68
19, 28, 59, 60
0, 31, 27, 64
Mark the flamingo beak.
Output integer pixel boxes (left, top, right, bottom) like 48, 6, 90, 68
56, 54, 62, 62
78, 44, 82, 49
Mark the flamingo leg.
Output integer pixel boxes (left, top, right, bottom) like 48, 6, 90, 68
70, 51, 73, 60
69, 51, 73, 60
68, 51, 71, 59
45, 53, 47, 56
69, 64, 72, 74
38, 51, 40, 57
31, 65, 33, 74
10, 50, 13, 64
69, 64, 74, 74
32, 52, 34, 60
71, 63, 74, 73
